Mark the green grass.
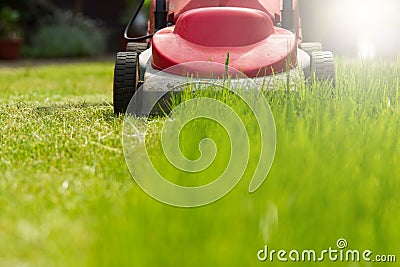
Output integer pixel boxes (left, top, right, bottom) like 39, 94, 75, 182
0, 59, 399, 266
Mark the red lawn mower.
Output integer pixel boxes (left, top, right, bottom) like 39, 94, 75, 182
114, 0, 335, 114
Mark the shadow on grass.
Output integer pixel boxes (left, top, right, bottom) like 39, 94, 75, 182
33, 101, 116, 121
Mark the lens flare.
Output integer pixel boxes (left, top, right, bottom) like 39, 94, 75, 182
337, 0, 398, 57
358, 40, 376, 60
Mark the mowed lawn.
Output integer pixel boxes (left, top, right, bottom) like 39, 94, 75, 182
0, 59, 399, 267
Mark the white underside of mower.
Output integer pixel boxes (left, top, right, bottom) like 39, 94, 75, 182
125, 44, 334, 115
138, 48, 311, 92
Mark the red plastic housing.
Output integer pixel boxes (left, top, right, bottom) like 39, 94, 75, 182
149, 0, 302, 42
151, 7, 297, 78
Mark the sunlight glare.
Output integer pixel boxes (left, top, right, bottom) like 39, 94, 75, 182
358, 40, 376, 60
342, 0, 391, 58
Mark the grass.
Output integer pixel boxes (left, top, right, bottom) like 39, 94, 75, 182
0, 59, 399, 266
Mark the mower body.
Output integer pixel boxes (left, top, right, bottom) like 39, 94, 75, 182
149, 0, 302, 78
113, 0, 335, 114
148, 0, 302, 40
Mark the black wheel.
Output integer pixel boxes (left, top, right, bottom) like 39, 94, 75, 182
126, 42, 148, 83
113, 52, 138, 115
126, 42, 148, 54
300, 42, 322, 56
310, 51, 335, 86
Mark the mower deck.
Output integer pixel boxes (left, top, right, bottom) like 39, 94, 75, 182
122, 47, 310, 115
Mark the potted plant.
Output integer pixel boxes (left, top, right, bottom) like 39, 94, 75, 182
0, 6, 23, 60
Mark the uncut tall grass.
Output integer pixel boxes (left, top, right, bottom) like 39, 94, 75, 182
0, 59, 399, 266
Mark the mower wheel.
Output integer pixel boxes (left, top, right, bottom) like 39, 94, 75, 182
300, 42, 322, 56
126, 42, 148, 54
126, 42, 148, 82
310, 51, 335, 86
113, 52, 139, 115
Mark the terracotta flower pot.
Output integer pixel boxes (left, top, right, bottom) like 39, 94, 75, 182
0, 38, 22, 60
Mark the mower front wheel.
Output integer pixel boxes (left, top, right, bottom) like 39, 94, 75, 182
126, 42, 148, 54
300, 42, 322, 56
113, 51, 139, 115
310, 51, 335, 86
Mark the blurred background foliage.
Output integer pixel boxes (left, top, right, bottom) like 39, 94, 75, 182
0, 0, 146, 57
0, 0, 399, 58
26, 11, 107, 57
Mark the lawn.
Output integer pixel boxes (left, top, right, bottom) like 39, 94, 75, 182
0, 59, 399, 266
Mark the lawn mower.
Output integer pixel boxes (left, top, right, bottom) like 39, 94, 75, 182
113, 0, 335, 115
